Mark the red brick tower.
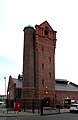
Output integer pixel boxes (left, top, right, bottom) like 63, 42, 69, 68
35, 21, 57, 107
22, 21, 57, 107
21, 26, 35, 107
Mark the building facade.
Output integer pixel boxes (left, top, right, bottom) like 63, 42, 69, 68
21, 21, 57, 107
55, 79, 78, 108
7, 77, 78, 108
7, 75, 22, 108
7, 21, 78, 109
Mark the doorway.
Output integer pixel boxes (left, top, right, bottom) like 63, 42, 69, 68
43, 97, 51, 107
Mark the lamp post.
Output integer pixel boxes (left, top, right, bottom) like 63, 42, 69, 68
4, 77, 6, 95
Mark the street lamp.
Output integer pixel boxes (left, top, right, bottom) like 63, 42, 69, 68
4, 77, 6, 95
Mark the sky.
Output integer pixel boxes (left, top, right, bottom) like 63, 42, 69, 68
0, 0, 78, 95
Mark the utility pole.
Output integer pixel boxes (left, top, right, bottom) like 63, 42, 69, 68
4, 77, 6, 95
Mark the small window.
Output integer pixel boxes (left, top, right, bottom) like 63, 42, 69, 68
49, 57, 51, 62
42, 47, 44, 52
36, 48, 38, 51
42, 63, 44, 69
36, 47, 38, 51
44, 27, 48, 35
42, 79, 44, 85
49, 72, 51, 78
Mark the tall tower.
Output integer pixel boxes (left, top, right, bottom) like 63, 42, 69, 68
22, 26, 35, 104
22, 21, 57, 107
35, 21, 57, 106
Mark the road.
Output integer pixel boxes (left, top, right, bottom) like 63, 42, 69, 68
0, 113, 78, 120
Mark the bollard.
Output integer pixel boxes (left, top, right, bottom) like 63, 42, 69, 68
41, 99, 43, 116
58, 108, 60, 114
32, 99, 35, 113
24, 99, 26, 112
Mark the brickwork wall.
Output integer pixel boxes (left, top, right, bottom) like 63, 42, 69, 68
8, 83, 15, 100
35, 21, 57, 101
22, 27, 35, 99
55, 90, 78, 107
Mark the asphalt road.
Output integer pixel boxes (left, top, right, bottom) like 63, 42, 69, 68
1, 113, 78, 120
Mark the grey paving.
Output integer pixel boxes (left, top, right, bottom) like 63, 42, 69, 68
0, 108, 69, 117
0, 113, 78, 120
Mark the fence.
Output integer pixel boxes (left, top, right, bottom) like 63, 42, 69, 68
6, 99, 60, 115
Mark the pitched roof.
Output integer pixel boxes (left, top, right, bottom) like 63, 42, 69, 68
55, 79, 78, 92
35, 20, 57, 32
12, 78, 18, 84
7, 75, 22, 90
55, 79, 69, 83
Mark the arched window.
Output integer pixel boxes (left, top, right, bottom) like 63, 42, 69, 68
44, 27, 48, 35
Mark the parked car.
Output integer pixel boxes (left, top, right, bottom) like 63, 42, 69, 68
70, 104, 78, 113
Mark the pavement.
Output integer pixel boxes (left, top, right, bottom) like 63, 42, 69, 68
0, 108, 70, 117
0, 109, 37, 117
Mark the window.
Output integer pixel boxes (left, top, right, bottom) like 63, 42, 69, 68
49, 57, 51, 62
36, 48, 38, 51
42, 63, 44, 69
42, 79, 44, 85
36, 47, 38, 51
42, 47, 44, 52
44, 27, 48, 35
49, 72, 51, 78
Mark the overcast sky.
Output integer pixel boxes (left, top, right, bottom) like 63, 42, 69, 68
0, 0, 78, 95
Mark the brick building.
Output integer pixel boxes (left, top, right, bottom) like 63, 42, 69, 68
7, 75, 22, 107
55, 79, 78, 108
7, 21, 78, 108
21, 21, 57, 107
7, 77, 78, 108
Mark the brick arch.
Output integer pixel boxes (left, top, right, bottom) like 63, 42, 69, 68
43, 97, 51, 107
